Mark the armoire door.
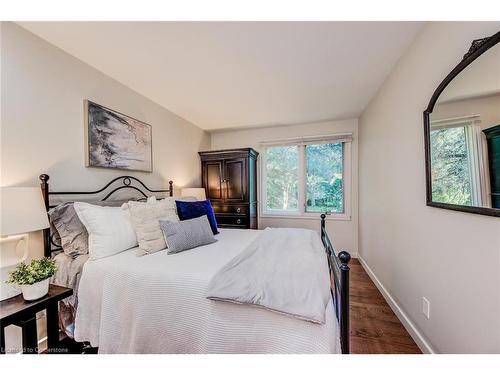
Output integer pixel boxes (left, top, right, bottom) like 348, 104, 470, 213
488, 134, 500, 208
224, 158, 246, 202
203, 160, 224, 201
484, 125, 500, 209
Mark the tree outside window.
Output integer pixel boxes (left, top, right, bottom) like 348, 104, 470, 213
265, 146, 299, 211
306, 143, 344, 213
264, 141, 347, 216
430, 126, 472, 206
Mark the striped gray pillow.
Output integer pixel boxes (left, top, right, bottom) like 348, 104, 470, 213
160, 215, 216, 254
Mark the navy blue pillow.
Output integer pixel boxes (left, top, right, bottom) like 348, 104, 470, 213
175, 199, 219, 235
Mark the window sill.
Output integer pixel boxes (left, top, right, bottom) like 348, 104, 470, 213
260, 214, 352, 221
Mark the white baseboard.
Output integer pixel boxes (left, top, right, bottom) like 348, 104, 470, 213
357, 255, 435, 354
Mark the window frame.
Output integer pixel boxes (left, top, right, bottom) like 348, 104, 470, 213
260, 137, 352, 221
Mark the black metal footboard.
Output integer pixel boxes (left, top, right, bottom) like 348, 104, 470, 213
320, 213, 351, 354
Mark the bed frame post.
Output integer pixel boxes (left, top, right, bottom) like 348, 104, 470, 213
320, 213, 351, 354
338, 250, 351, 354
169, 180, 173, 197
40, 174, 52, 258
321, 213, 326, 238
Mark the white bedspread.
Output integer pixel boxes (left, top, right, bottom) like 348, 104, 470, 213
74, 229, 340, 353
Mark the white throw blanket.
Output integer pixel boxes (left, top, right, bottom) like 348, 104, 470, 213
206, 227, 331, 324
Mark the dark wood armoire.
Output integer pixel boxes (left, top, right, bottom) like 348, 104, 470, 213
483, 124, 500, 209
199, 148, 258, 229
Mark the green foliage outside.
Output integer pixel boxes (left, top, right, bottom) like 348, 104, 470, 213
265, 143, 344, 213
265, 146, 299, 211
306, 143, 344, 213
8, 257, 58, 285
430, 126, 472, 206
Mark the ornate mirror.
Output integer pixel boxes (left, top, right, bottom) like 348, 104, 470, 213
424, 31, 500, 217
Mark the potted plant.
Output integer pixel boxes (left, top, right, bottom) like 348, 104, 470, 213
8, 257, 57, 301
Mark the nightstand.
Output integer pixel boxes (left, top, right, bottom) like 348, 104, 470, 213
0, 284, 72, 354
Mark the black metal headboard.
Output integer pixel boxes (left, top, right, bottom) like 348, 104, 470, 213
39, 174, 173, 258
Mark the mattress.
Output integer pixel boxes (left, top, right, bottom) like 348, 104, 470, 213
74, 228, 340, 353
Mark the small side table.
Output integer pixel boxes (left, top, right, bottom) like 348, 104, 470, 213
0, 284, 72, 354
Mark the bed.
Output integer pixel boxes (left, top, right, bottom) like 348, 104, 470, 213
39, 174, 351, 354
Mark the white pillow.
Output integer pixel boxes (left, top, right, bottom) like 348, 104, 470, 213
125, 197, 181, 255
74, 202, 138, 260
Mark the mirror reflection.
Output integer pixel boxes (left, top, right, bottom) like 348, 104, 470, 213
430, 43, 500, 209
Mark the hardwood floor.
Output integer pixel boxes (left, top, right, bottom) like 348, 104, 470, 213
349, 259, 421, 354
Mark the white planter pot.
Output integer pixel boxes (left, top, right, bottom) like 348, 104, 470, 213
21, 278, 49, 301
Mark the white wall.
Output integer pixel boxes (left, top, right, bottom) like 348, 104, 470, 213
1, 22, 210, 257
211, 118, 359, 256
433, 93, 500, 131
359, 22, 500, 353
0, 22, 210, 352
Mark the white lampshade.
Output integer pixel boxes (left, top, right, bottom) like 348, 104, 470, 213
0, 187, 50, 236
181, 188, 206, 201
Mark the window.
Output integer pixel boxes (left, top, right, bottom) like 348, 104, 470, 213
264, 145, 299, 212
305, 143, 344, 213
430, 120, 484, 206
262, 135, 352, 219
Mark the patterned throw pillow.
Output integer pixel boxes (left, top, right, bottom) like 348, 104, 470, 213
159, 215, 216, 254
175, 199, 219, 235
125, 197, 180, 255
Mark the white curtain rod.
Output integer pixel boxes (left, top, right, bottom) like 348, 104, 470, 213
258, 132, 353, 146
431, 114, 480, 124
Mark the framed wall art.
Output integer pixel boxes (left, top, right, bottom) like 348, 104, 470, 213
84, 100, 152, 172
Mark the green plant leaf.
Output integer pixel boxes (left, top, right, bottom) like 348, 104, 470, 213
8, 257, 58, 285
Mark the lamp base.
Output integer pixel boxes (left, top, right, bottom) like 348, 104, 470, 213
0, 234, 29, 301
0, 272, 21, 301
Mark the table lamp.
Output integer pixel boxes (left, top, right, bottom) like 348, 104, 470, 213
181, 188, 207, 201
0, 187, 50, 301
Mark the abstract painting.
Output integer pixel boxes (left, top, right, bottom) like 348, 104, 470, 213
85, 100, 152, 172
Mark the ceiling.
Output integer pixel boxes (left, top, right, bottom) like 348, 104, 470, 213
18, 22, 423, 131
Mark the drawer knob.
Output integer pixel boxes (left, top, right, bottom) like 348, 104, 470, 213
236, 219, 241, 224
236, 207, 241, 213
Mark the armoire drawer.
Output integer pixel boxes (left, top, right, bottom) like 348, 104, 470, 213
216, 215, 248, 227
212, 204, 248, 215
